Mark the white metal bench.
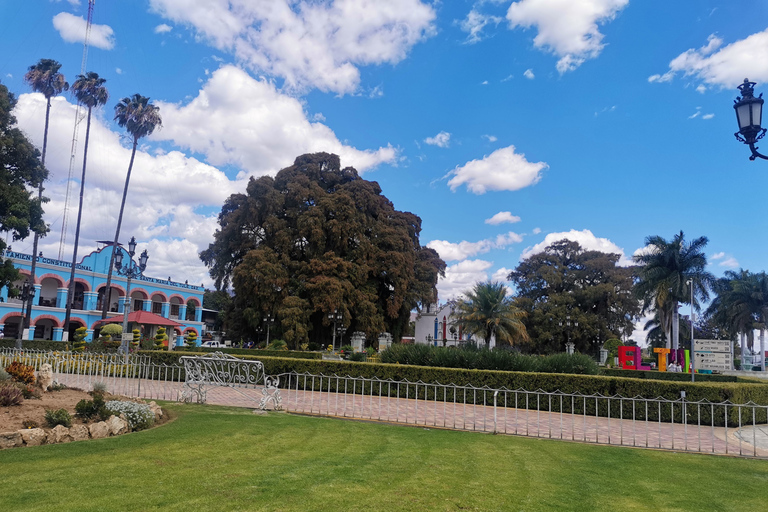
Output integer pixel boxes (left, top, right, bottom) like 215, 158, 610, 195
179, 352, 282, 410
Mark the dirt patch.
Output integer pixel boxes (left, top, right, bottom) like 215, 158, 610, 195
0, 387, 160, 433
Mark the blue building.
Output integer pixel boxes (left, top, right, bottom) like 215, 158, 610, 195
0, 244, 205, 343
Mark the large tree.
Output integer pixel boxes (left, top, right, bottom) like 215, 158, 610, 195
64, 72, 108, 334
454, 281, 528, 349
508, 239, 639, 354
23, 59, 67, 330
633, 231, 714, 350
0, 82, 47, 291
101, 94, 162, 319
201, 153, 445, 347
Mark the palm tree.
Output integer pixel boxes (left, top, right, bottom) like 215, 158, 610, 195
707, 270, 752, 368
633, 231, 714, 350
63, 72, 108, 336
101, 94, 161, 319
726, 270, 768, 371
23, 59, 68, 335
455, 281, 529, 349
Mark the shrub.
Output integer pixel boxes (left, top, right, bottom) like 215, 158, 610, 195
72, 326, 88, 353
75, 393, 107, 421
49, 382, 66, 391
268, 339, 288, 351
17, 383, 41, 399
45, 408, 72, 428
22, 419, 39, 429
100, 324, 123, 340
0, 383, 24, 406
154, 327, 168, 349
92, 381, 108, 395
348, 352, 366, 362
186, 330, 198, 346
0, 368, 10, 382
5, 361, 36, 384
104, 400, 154, 431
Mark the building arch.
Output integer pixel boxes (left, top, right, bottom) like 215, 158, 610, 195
168, 294, 185, 304
65, 278, 91, 292
31, 314, 61, 328
150, 291, 168, 302
37, 273, 65, 287
96, 283, 126, 295
186, 297, 201, 308
183, 327, 198, 335
1, 311, 23, 324
128, 288, 149, 299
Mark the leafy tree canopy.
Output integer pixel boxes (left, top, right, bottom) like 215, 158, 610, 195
201, 153, 445, 347
0, 82, 47, 293
507, 239, 639, 354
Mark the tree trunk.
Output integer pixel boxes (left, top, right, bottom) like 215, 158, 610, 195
101, 138, 138, 319
671, 302, 679, 350
22, 96, 52, 342
63, 106, 92, 336
741, 332, 746, 369
761, 329, 765, 372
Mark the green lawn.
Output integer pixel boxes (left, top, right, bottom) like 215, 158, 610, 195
1, 404, 767, 512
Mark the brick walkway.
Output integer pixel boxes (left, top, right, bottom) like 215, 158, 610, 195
55, 372, 768, 459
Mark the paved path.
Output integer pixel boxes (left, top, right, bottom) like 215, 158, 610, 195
55, 371, 768, 458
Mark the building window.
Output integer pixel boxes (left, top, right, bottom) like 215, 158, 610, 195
152, 302, 162, 315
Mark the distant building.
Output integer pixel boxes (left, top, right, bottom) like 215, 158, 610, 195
413, 301, 494, 348
0, 245, 205, 343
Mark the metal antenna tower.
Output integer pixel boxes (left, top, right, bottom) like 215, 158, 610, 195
58, 0, 96, 259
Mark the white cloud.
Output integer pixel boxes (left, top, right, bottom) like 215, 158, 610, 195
149, 0, 436, 95
520, 229, 633, 266
485, 211, 521, 225
52, 12, 115, 50
153, 65, 397, 177
702, 113, 714, 120
447, 145, 547, 194
650, 30, 768, 88
711, 252, 725, 260
491, 267, 512, 283
13, 92, 241, 287
532, 227, 541, 234
507, 0, 628, 73
459, 9, 502, 44
428, 232, 523, 261
483, 134, 498, 142
696, 84, 707, 94
115, 68, 123, 75
481, 80, 489, 85
155, 23, 173, 34
720, 257, 739, 268
424, 131, 451, 148
689, 106, 714, 120
437, 259, 494, 300
523, 68, 535, 79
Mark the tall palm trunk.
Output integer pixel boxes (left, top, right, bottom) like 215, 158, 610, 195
101, 137, 138, 319
22, 96, 51, 340
63, 106, 93, 337
740, 332, 746, 369
671, 302, 680, 350
761, 328, 766, 372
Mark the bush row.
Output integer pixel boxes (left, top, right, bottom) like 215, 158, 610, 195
168, 346, 321, 360
380, 344, 600, 375
601, 369, 738, 383
0, 339, 118, 353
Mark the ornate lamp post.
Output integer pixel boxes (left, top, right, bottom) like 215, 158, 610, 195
263, 313, 275, 344
15, 280, 32, 349
560, 314, 578, 354
113, 236, 148, 355
733, 79, 767, 161
328, 309, 343, 350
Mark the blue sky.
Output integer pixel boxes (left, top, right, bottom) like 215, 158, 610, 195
2, 1, 768, 341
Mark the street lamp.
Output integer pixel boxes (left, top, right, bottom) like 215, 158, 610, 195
15, 280, 32, 349
263, 313, 275, 345
560, 314, 578, 353
113, 237, 148, 355
733, 78, 767, 161
327, 309, 342, 350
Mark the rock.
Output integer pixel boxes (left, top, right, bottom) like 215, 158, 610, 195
0, 431, 23, 449
89, 422, 110, 439
19, 428, 46, 446
149, 401, 163, 421
105, 415, 129, 435
70, 424, 90, 441
47, 425, 73, 444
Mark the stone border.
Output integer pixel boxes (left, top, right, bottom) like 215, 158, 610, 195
0, 402, 164, 449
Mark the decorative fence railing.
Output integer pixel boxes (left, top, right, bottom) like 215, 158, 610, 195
1, 350, 766, 458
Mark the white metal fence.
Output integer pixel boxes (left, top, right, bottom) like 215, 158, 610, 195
2, 349, 766, 458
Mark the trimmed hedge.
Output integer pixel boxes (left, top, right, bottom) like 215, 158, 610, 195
0, 339, 118, 353
601, 369, 738, 383
139, 347, 321, 360
136, 350, 768, 426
